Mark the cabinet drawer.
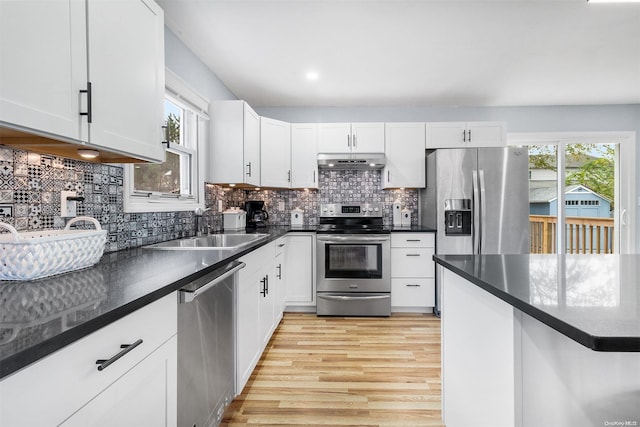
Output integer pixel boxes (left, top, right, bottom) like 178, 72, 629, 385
275, 237, 286, 257
391, 233, 435, 248
391, 278, 435, 307
391, 248, 435, 278
0, 292, 177, 426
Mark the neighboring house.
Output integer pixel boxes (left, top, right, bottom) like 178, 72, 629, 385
529, 184, 612, 218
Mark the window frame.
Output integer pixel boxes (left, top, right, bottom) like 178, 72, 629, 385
123, 69, 208, 213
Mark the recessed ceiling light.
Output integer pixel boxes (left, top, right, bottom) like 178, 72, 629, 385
369, 163, 376, 167
306, 71, 319, 81
328, 163, 334, 167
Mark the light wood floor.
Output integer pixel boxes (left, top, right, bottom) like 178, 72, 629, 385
222, 312, 444, 426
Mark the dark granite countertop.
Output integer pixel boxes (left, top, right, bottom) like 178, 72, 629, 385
0, 226, 301, 379
433, 254, 640, 352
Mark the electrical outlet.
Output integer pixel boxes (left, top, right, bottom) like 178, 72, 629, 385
60, 191, 77, 217
218, 200, 223, 212
278, 200, 285, 211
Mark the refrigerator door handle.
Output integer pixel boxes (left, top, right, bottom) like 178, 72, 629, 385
472, 170, 480, 254
478, 169, 487, 253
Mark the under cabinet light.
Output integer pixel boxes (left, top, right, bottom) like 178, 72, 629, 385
77, 149, 99, 159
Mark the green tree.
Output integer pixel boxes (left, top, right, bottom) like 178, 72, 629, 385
529, 143, 615, 208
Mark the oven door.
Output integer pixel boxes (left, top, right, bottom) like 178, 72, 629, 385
316, 234, 390, 292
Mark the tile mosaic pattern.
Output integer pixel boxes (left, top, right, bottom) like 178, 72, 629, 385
0, 147, 196, 253
0, 146, 419, 254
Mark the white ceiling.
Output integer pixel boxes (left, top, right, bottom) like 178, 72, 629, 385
157, 0, 640, 108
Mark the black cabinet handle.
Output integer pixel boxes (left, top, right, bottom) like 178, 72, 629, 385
406, 254, 421, 257
96, 339, 143, 371
468, 129, 472, 142
277, 264, 282, 279
79, 81, 92, 123
246, 162, 252, 177
260, 277, 267, 296
406, 284, 421, 287
265, 274, 269, 294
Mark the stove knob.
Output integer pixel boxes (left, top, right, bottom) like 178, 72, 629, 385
322, 207, 328, 212
374, 207, 379, 212
369, 207, 374, 212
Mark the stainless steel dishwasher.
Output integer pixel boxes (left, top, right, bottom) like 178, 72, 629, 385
178, 260, 245, 427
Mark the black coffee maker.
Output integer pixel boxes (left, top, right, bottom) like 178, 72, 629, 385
245, 200, 269, 228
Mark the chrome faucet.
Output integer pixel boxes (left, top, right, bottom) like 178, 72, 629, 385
194, 207, 212, 237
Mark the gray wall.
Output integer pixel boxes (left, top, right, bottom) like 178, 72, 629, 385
164, 28, 237, 102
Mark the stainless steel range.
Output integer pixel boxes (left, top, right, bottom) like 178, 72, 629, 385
316, 203, 391, 316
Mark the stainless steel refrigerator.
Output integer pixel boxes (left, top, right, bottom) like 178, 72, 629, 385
419, 148, 530, 316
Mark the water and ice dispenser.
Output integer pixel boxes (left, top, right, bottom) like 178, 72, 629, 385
444, 199, 472, 236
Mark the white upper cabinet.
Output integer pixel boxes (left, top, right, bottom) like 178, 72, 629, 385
290, 124, 319, 189
426, 121, 506, 148
86, 0, 165, 162
0, 0, 165, 163
318, 122, 384, 153
383, 122, 426, 188
260, 117, 291, 188
210, 100, 261, 186
0, 0, 87, 141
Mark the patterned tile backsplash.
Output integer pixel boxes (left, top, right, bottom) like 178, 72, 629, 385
0, 146, 418, 252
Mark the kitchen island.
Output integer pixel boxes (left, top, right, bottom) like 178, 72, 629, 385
434, 254, 640, 427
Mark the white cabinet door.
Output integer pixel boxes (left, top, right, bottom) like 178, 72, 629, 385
425, 122, 467, 148
318, 123, 351, 153
383, 122, 425, 188
274, 238, 287, 318
210, 100, 261, 186
351, 122, 385, 153
426, 122, 505, 148
261, 117, 291, 188
86, 0, 165, 162
284, 234, 315, 305
236, 261, 262, 393
259, 269, 275, 347
244, 103, 261, 186
61, 335, 177, 427
466, 121, 506, 147
291, 123, 319, 189
0, 0, 87, 141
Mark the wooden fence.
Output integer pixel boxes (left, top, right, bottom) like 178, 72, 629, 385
529, 215, 614, 254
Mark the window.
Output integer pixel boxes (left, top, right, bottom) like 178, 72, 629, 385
124, 70, 209, 213
511, 131, 636, 254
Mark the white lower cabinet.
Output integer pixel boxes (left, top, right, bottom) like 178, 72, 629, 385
284, 233, 316, 309
235, 241, 282, 395
0, 292, 178, 427
390, 233, 436, 312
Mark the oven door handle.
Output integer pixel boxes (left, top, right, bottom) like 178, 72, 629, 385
318, 294, 390, 301
317, 235, 390, 243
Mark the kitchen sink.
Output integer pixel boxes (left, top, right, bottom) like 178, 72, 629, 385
144, 233, 269, 250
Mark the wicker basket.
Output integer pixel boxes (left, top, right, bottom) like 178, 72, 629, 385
0, 217, 107, 281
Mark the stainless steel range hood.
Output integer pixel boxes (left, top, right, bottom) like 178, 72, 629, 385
317, 153, 386, 170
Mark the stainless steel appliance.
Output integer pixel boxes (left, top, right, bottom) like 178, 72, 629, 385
245, 200, 269, 228
419, 148, 530, 316
178, 261, 245, 427
316, 203, 391, 316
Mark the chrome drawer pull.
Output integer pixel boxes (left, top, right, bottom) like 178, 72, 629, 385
96, 339, 143, 371
406, 254, 421, 257
406, 284, 421, 287
406, 239, 421, 242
